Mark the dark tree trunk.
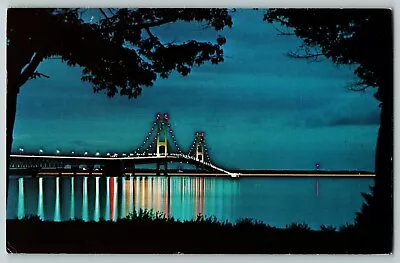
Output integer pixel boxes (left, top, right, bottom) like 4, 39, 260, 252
6, 84, 19, 206
6, 47, 39, 206
373, 84, 394, 252
355, 82, 393, 253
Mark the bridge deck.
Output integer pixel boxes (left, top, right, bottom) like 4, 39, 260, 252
9, 153, 240, 177
9, 168, 374, 178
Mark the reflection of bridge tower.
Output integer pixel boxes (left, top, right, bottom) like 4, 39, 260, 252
156, 113, 169, 156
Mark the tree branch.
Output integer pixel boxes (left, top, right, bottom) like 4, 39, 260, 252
107, 8, 116, 15
30, 72, 50, 80
99, 8, 109, 19
345, 81, 370, 92
145, 27, 156, 39
286, 51, 325, 63
272, 23, 295, 36
18, 52, 44, 88
133, 18, 176, 30
348, 86, 368, 92
145, 27, 164, 47
287, 51, 324, 59
48, 55, 63, 60
264, 15, 290, 26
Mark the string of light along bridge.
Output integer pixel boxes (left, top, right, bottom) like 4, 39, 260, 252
11, 113, 240, 178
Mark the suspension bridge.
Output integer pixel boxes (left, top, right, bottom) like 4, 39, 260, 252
9, 113, 240, 178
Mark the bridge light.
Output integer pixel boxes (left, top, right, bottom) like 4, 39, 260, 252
122, 153, 126, 156
129, 153, 133, 156
39, 149, 43, 154
84, 151, 88, 156
96, 152, 100, 156
107, 153, 110, 156
56, 149, 60, 154
71, 151, 75, 155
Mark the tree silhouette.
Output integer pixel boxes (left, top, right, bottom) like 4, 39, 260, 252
264, 9, 393, 252
6, 8, 232, 202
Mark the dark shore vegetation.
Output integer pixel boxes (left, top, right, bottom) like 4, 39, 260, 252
6, 210, 390, 254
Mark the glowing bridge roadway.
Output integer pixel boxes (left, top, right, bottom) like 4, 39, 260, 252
9, 113, 240, 178
9, 153, 239, 178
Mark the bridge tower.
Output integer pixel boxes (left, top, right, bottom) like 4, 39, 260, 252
156, 113, 169, 156
189, 131, 212, 168
195, 132, 205, 162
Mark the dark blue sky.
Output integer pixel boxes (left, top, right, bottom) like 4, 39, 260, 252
12, 9, 380, 171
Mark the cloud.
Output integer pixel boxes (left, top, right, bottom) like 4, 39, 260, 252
329, 112, 380, 126
300, 91, 380, 128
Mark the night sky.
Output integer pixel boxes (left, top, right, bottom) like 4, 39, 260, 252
12, 9, 380, 171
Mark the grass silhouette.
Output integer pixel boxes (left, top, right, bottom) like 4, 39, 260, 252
6, 209, 388, 254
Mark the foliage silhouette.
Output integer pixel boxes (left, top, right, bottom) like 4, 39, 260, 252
285, 222, 312, 232
264, 9, 393, 253
6, 8, 233, 202
6, 212, 383, 254
22, 214, 42, 221
320, 224, 337, 232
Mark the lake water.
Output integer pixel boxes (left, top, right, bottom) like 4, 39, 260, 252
6, 175, 373, 229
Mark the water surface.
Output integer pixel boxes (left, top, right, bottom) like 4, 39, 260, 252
7, 175, 373, 229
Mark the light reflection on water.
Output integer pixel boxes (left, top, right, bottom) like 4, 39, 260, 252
7, 175, 373, 229
38, 177, 44, 219
17, 178, 24, 219
54, 177, 61, 221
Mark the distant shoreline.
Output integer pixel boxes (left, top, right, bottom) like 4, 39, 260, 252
9, 168, 375, 177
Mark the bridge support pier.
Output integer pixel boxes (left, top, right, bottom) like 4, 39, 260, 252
104, 160, 124, 177
131, 163, 135, 177
156, 161, 168, 176
164, 161, 168, 175
124, 162, 135, 177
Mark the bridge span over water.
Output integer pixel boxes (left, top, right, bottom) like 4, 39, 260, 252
9, 113, 239, 178
9, 153, 239, 178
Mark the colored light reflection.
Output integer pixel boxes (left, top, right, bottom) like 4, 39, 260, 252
113, 177, 118, 221
70, 177, 75, 219
82, 177, 88, 221
141, 177, 145, 209
120, 177, 126, 219
122, 177, 133, 218
94, 177, 100, 222
105, 177, 110, 220
129, 178, 134, 215
135, 177, 140, 212
54, 177, 61, 221
37, 177, 44, 219
17, 178, 25, 219
109, 177, 114, 220
12, 176, 239, 223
